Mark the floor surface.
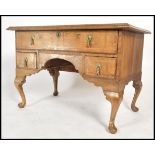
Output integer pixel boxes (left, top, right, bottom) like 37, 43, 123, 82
2, 64, 154, 139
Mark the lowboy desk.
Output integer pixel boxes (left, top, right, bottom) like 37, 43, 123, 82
7, 23, 150, 134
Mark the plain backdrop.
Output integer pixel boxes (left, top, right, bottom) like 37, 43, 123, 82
1, 16, 154, 139
0, 0, 155, 15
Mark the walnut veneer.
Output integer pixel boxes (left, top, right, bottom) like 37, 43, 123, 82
7, 23, 150, 134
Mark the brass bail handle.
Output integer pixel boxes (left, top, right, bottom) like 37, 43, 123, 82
96, 64, 101, 76
31, 35, 35, 45
87, 35, 93, 48
24, 57, 28, 67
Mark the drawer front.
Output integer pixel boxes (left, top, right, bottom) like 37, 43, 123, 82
85, 56, 116, 78
16, 52, 37, 69
38, 52, 83, 71
63, 30, 118, 53
16, 31, 63, 50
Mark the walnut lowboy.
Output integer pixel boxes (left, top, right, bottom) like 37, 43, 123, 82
7, 23, 150, 134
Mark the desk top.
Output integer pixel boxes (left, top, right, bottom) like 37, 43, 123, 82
7, 23, 151, 34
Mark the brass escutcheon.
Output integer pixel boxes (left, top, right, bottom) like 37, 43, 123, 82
56, 31, 61, 38
87, 35, 93, 48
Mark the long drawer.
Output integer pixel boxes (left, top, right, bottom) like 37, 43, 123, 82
16, 30, 118, 54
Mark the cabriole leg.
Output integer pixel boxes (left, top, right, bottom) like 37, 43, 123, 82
14, 76, 26, 108
104, 91, 124, 134
48, 68, 60, 96
131, 81, 142, 112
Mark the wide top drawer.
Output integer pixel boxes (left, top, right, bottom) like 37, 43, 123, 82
16, 30, 118, 54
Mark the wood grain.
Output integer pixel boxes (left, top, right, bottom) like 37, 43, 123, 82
85, 56, 117, 78
16, 52, 37, 69
7, 23, 151, 34
16, 31, 63, 50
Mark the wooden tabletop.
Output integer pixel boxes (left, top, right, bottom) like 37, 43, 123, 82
7, 23, 151, 34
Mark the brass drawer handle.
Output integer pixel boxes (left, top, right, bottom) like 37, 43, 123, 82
96, 64, 101, 76
31, 35, 35, 45
87, 35, 93, 48
56, 31, 61, 38
24, 57, 28, 67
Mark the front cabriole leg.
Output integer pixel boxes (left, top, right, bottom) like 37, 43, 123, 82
14, 68, 43, 108
104, 91, 124, 134
14, 76, 26, 108
81, 76, 125, 134
131, 81, 142, 112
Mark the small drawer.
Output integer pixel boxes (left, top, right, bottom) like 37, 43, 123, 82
16, 31, 63, 50
63, 30, 118, 53
16, 52, 37, 69
85, 56, 117, 78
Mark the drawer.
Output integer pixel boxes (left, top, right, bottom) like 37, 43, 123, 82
16, 52, 37, 69
63, 30, 118, 53
85, 56, 117, 78
16, 31, 63, 50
